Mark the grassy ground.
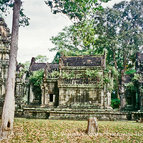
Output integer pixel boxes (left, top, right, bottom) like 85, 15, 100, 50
0, 118, 143, 143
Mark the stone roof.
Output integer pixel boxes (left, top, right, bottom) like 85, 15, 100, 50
30, 63, 46, 71
61, 56, 103, 67
47, 63, 59, 72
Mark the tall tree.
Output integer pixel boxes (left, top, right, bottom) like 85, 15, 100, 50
45, 0, 110, 21
0, 0, 21, 139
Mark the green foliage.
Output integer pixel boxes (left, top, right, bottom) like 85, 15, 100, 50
0, 0, 30, 26
50, 22, 101, 55
125, 74, 140, 92
125, 82, 135, 91
103, 75, 110, 84
62, 71, 69, 79
29, 70, 44, 86
35, 55, 48, 63
133, 73, 140, 81
29, 70, 44, 101
125, 69, 136, 75
52, 52, 61, 64
51, 0, 143, 73
50, 0, 143, 100
108, 66, 119, 77
62, 70, 102, 80
62, 71, 74, 79
50, 71, 60, 78
23, 61, 30, 71
111, 98, 120, 109
85, 70, 100, 79
45, 0, 110, 21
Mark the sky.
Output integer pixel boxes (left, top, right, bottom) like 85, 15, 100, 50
4, 0, 129, 63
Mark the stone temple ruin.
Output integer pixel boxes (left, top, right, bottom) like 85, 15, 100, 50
41, 51, 113, 110
0, 17, 143, 120
29, 57, 46, 104
121, 52, 143, 112
136, 52, 143, 111
0, 17, 10, 107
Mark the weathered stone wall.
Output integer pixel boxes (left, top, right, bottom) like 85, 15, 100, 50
58, 59, 112, 109
0, 17, 10, 106
15, 71, 29, 108
15, 108, 130, 121
58, 87, 101, 108
41, 79, 59, 107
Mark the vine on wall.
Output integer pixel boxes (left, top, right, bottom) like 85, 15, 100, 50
29, 70, 44, 103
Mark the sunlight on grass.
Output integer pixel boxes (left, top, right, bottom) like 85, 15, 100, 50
0, 118, 143, 143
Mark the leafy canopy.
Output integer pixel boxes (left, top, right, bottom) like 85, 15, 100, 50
45, 0, 110, 21
0, 0, 30, 26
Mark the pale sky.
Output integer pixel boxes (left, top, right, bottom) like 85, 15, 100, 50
4, 0, 129, 63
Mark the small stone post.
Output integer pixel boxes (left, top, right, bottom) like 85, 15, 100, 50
86, 117, 98, 135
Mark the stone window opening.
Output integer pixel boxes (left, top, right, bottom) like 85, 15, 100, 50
50, 94, 53, 102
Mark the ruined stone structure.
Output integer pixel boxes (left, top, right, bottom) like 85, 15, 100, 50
41, 63, 59, 107
29, 57, 46, 105
15, 64, 29, 108
0, 17, 142, 120
42, 51, 113, 109
136, 52, 143, 111
0, 17, 10, 106
122, 52, 143, 112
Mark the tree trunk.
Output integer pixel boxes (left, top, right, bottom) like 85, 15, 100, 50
86, 117, 98, 135
120, 70, 126, 110
112, 47, 120, 99
0, 0, 21, 140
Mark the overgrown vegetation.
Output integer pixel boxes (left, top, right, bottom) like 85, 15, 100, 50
1, 118, 143, 143
29, 70, 44, 104
111, 98, 120, 109
50, 0, 143, 103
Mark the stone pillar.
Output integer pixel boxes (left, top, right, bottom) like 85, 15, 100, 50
107, 91, 112, 109
100, 90, 104, 108
45, 94, 49, 105
0, 85, 2, 95
29, 85, 34, 103
59, 88, 64, 106
41, 87, 45, 106
2, 84, 5, 95
120, 94, 126, 110
107, 92, 110, 106
53, 94, 56, 103
104, 96, 107, 108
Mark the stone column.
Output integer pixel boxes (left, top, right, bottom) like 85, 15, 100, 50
2, 84, 5, 95
100, 90, 104, 108
29, 85, 34, 103
59, 88, 64, 106
107, 91, 112, 109
45, 94, 49, 105
53, 94, 56, 103
0, 85, 2, 96
41, 87, 45, 106
120, 94, 126, 110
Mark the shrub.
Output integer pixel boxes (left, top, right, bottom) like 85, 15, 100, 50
111, 98, 120, 109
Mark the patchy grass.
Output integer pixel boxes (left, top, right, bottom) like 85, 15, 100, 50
0, 118, 143, 143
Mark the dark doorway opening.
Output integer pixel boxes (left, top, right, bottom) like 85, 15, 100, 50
50, 94, 53, 102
